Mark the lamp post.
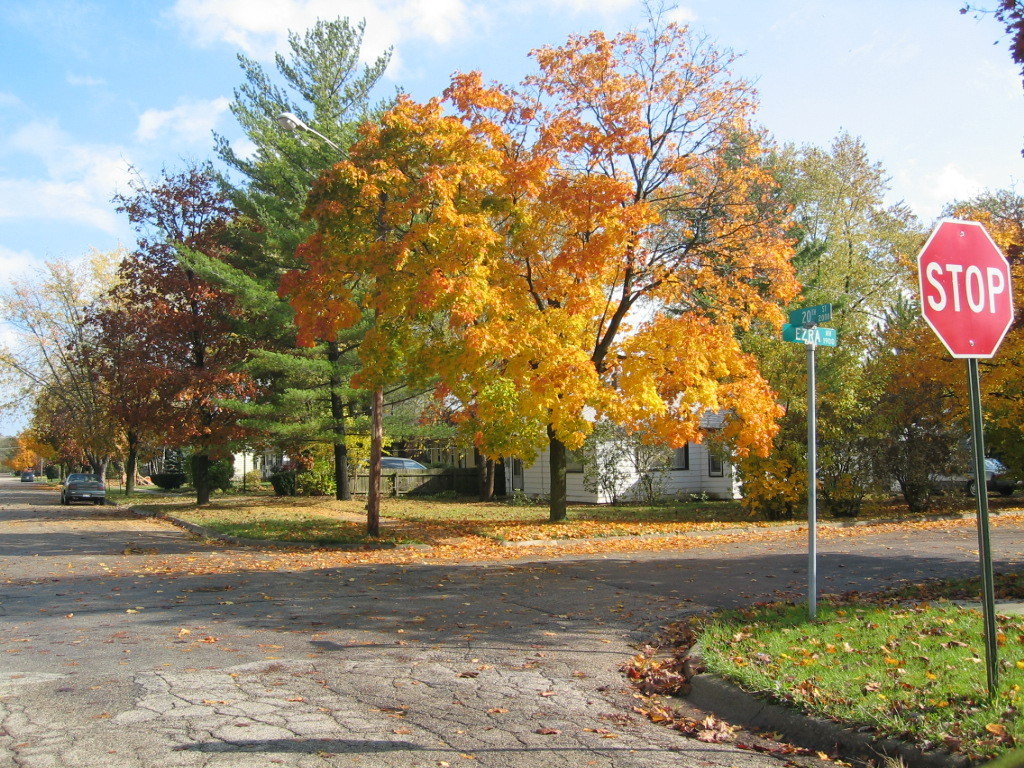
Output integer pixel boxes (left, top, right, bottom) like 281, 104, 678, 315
276, 111, 383, 532
276, 111, 341, 151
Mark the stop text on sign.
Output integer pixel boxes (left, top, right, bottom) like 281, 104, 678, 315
917, 219, 1013, 359
922, 262, 1007, 315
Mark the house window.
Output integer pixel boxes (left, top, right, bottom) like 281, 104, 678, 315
708, 452, 724, 477
671, 445, 690, 470
565, 449, 584, 473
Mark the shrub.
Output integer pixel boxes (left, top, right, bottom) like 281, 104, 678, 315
298, 463, 335, 496
241, 470, 263, 489
151, 472, 187, 490
508, 489, 547, 506
738, 452, 805, 521
208, 459, 234, 492
269, 469, 297, 496
44, 465, 59, 480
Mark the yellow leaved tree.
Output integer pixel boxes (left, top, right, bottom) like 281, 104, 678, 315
284, 20, 799, 521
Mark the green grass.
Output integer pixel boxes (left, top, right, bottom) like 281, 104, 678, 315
191, 514, 414, 548
699, 601, 1024, 759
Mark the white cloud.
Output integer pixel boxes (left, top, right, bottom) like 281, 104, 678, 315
0, 246, 38, 285
897, 162, 986, 223
135, 96, 231, 144
231, 137, 259, 161
664, 5, 696, 25
0, 119, 133, 234
66, 73, 106, 87
168, 0, 474, 67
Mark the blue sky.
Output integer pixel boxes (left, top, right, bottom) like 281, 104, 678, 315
1, 0, 1022, 272
0, 0, 1021, 435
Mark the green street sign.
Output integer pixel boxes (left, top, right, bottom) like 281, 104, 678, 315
788, 303, 832, 327
782, 324, 838, 347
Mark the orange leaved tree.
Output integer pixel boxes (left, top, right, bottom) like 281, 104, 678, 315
285, 21, 799, 521
947, 192, 1024, 477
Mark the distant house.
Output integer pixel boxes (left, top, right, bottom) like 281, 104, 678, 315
504, 413, 741, 503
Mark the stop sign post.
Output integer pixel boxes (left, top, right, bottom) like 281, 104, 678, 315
918, 219, 1014, 698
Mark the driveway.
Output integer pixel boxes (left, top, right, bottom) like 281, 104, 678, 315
2, 476, 1023, 767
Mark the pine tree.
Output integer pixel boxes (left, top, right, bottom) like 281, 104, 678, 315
181, 19, 391, 499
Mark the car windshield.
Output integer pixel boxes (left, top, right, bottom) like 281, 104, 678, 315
985, 459, 1007, 473
67, 474, 101, 483
381, 458, 426, 470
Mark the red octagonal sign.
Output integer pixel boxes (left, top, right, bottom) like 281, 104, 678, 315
918, 219, 1014, 358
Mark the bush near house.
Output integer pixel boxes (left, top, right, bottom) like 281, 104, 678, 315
151, 472, 187, 490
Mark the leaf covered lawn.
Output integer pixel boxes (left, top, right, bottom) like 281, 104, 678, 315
697, 600, 1024, 760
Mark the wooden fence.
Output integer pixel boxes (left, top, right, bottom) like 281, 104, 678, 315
350, 467, 480, 497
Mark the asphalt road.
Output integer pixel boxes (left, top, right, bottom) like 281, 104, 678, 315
2, 476, 1023, 768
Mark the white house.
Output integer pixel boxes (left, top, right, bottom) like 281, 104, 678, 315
505, 414, 741, 503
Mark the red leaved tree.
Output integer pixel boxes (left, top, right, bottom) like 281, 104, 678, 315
110, 164, 254, 504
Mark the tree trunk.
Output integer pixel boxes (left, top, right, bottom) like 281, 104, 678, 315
483, 459, 495, 501
326, 341, 350, 501
476, 447, 487, 501
125, 431, 139, 497
87, 454, 104, 477
192, 452, 212, 506
547, 426, 568, 522
366, 386, 383, 536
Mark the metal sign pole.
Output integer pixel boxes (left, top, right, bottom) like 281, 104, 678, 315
967, 358, 999, 697
807, 333, 818, 621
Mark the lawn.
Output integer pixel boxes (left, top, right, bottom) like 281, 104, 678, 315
123, 490, 798, 547
117, 485, 1024, 550
677, 599, 1024, 760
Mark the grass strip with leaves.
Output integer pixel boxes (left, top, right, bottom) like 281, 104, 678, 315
696, 600, 1024, 760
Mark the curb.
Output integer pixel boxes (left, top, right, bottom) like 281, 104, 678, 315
684, 658, 970, 768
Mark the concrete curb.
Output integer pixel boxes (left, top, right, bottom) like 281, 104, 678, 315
685, 656, 970, 768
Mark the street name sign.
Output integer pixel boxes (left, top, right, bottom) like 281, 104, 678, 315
782, 324, 837, 346
918, 219, 1013, 358
788, 303, 832, 328
780, 302, 838, 621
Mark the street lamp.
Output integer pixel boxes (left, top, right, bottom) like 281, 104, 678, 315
276, 111, 341, 151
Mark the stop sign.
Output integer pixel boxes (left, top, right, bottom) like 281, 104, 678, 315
918, 219, 1014, 358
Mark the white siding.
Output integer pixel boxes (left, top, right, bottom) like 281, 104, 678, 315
636, 441, 740, 500
506, 438, 740, 503
515, 456, 606, 503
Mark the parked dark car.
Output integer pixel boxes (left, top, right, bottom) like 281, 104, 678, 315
970, 459, 1019, 497
380, 457, 428, 471
61, 473, 106, 505
20, 472, 34, 483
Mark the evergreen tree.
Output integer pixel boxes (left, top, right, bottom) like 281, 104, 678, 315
183, 18, 391, 500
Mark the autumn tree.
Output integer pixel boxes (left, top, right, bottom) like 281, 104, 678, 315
94, 303, 168, 495
738, 134, 923, 518
946, 190, 1024, 479
112, 164, 253, 505
285, 20, 799, 521
5, 431, 51, 474
0, 253, 123, 476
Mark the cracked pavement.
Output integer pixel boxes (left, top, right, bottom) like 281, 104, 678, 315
2, 477, 1024, 767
